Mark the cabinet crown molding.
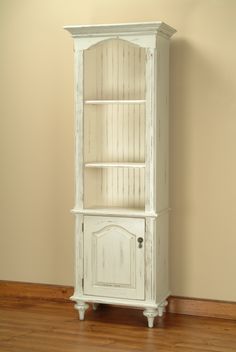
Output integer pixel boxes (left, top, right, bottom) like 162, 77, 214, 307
64, 21, 176, 39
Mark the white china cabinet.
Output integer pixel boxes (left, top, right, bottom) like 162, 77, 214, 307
64, 21, 176, 328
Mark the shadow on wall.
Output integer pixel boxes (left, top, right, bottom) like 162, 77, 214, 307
169, 37, 229, 294
169, 38, 191, 295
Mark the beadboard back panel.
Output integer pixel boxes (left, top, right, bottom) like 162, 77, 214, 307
83, 39, 146, 210
84, 39, 146, 100
84, 167, 145, 209
84, 104, 145, 163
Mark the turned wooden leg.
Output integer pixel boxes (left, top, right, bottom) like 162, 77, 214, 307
74, 301, 89, 320
143, 309, 158, 328
158, 300, 168, 317
92, 303, 99, 311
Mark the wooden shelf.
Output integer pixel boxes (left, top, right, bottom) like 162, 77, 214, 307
71, 207, 157, 218
84, 100, 146, 105
84, 162, 145, 169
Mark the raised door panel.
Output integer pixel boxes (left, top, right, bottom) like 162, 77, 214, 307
84, 216, 145, 300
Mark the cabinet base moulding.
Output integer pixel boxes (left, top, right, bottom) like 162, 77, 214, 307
70, 293, 169, 310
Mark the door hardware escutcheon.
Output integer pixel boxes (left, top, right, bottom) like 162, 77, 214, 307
137, 237, 143, 248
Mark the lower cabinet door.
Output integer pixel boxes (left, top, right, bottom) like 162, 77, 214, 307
83, 216, 145, 300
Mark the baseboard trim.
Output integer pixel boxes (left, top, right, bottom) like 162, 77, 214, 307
0, 280, 73, 302
168, 296, 236, 320
1, 281, 236, 320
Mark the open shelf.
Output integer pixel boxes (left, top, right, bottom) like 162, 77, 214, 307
84, 167, 145, 210
84, 104, 145, 163
84, 100, 146, 105
83, 38, 146, 211
84, 162, 145, 169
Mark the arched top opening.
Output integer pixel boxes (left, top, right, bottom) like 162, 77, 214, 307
86, 37, 141, 51
84, 38, 146, 101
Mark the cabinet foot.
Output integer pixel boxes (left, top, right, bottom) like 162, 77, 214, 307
143, 309, 158, 328
74, 301, 89, 320
158, 300, 168, 317
92, 303, 99, 311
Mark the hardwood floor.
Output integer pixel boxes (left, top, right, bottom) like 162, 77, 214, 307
0, 298, 236, 352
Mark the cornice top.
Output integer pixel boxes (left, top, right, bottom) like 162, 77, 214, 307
64, 21, 176, 39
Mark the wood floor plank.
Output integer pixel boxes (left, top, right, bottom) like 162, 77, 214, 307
0, 298, 236, 352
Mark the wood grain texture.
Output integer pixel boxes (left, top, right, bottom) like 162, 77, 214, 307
0, 281, 73, 302
168, 296, 236, 320
1, 297, 236, 352
1, 281, 236, 320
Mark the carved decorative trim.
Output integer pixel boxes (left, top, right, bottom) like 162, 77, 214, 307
92, 224, 135, 238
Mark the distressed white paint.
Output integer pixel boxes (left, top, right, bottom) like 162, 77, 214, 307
157, 300, 168, 317
83, 167, 145, 209
84, 216, 145, 300
84, 100, 146, 104
74, 301, 89, 320
65, 21, 176, 328
71, 207, 157, 218
73, 214, 84, 297
143, 309, 158, 328
82, 38, 146, 210
71, 293, 170, 310
145, 217, 156, 303
84, 162, 145, 168
145, 48, 156, 213
156, 35, 170, 212
64, 21, 176, 39
155, 213, 170, 303
74, 42, 84, 209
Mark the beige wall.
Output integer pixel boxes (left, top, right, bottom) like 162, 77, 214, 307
0, 0, 236, 301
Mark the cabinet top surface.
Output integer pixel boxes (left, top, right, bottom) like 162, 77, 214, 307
64, 21, 176, 38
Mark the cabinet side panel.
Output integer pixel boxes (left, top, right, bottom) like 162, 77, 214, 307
74, 42, 84, 209
145, 48, 157, 212
145, 217, 156, 303
156, 36, 170, 212
156, 213, 170, 302
74, 214, 84, 296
